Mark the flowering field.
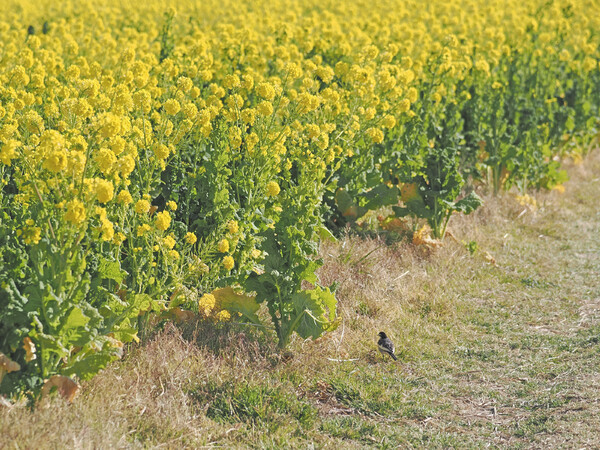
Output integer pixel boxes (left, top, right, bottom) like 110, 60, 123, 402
1, 0, 599, 400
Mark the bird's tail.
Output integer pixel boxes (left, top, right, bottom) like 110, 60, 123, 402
390, 352, 398, 361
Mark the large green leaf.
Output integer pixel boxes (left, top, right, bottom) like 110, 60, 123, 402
60, 306, 91, 347
62, 338, 122, 380
359, 184, 400, 210
212, 287, 262, 326
285, 287, 339, 341
316, 225, 337, 243
98, 257, 127, 284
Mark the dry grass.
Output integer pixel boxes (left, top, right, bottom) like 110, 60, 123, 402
2, 153, 600, 448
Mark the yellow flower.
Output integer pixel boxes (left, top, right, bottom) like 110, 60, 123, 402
215, 310, 231, 321
198, 293, 216, 316
96, 148, 117, 175
65, 199, 86, 225
166, 200, 177, 211
113, 232, 126, 245
256, 82, 276, 101
228, 127, 242, 149
135, 199, 151, 214
168, 249, 180, 259
164, 99, 181, 115
117, 155, 136, 177
227, 220, 239, 234
223, 255, 235, 271
366, 127, 384, 144
100, 218, 114, 241
398, 99, 411, 113
21, 225, 42, 245
406, 87, 418, 104
137, 224, 151, 236
117, 190, 133, 205
96, 113, 123, 139
257, 100, 273, 116
218, 239, 229, 253
153, 143, 170, 160
183, 102, 198, 119
43, 150, 68, 173
176, 76, 193, 92
241, 108, 256, 125
224, 74, 241, 89
95, 179, 114, 203
155, 211, 171, 231
163, 235, 176, 249
266, 181, 280, 196
184, 232, 197, 244
0, 140, 20, 166
382, 115, 396, 129
241, 73, 254, 90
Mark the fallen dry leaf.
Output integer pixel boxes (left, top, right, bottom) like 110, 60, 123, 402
413, 225, 443, 248
0, 353, 21, 384
170, 307, 197, 323
41, 375, 80, 403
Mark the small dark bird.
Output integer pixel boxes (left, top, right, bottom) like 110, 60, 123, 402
377, 331, 397, 361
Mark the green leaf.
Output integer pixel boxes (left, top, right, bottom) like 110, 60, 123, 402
32, 331, 69, 360
285, 287, 339, 341
62, 339, 122, 380
398, 193, 433, 219
109, 323, 140, 343
453, 192, 484, 214
212, 287, 262, 326
359, 184, 400, 211
63, 352, 117, 380
565, 116, 575, 131
59, 306, 92, 348
316, 225, 337, 243
98, 257, 127, 284
299, 259, 322, 284
392, 206, 410, 217
131, 293, 158, 313
62, 306, 90, 330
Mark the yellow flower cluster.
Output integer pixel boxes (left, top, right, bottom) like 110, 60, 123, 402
0, 0, 598, 325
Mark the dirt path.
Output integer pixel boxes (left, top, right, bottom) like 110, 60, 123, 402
415, 156, 600, 447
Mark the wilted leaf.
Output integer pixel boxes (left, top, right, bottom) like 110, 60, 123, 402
41, 375, 79, 402
484, 251, 497, 265
23, 337, 37, 362
379, 216, 410, 233
400, 183, 419, 202
169, 307, 196, 323
0, 353, 21, 385
334, 188, 367, 220
412, 225, 443, 248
